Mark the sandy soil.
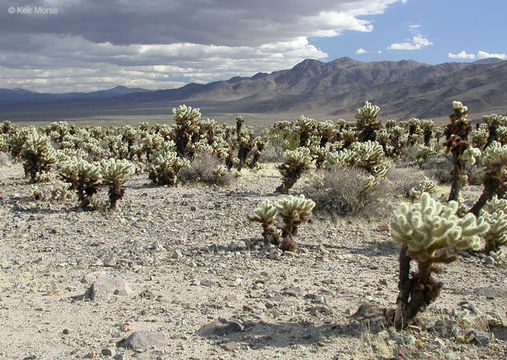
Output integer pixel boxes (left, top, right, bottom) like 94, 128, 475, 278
0, 162, 506, 360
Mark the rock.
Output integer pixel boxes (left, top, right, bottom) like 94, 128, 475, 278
427, 338, 446, 351
171, 250, 183, 259
120, 330, 167, 349
113, 354, 126, 360
62, 328, 70, 334
83, 352, 96, 358
101, 348, 115, 356
282, 287, 302, 297
198, 319, 244, 336
223, 342, 240, 351
88, 276, 129, 301
466, 330, 491, 346
483, 256, 495, 266
390, 331, 416, 346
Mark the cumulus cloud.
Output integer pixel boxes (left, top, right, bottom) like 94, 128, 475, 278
448, 50, 476, 60
0, 0, 405, 92
388, 35, 433, 50
447, 50, 506, 61
477, 50, 506, 60
356, 48, 367, 54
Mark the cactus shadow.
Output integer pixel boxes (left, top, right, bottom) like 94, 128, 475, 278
197, 319, 364, 349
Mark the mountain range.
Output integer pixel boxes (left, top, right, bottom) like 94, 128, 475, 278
1, 57, 506, 122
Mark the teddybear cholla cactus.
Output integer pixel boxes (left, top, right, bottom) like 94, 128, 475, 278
101, 158, 135, 209
248, 195, 315, 251
480, 196, 507, 255
276, 195, 315, 251
173, 105, 201, 158
390, 193, 488, 329
59, 158, 102, 209
276, 147, 313, 194
148, 149, 190, 186
20, 130, 57, 182
247, 200, 281, 246
355, 101, 381, 142
469, 141, 506, 216
444, 101, 475, 201
409, 177, 436, 201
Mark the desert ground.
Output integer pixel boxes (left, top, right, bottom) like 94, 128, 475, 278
0, 158, 506, 360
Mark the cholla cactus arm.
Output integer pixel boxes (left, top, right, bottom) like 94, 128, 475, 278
480, 196, 507, 254
275, 195, 315, 251
390, 192, 488, 329
275, 147, 313, 194
247, 200, 280, 245
100, 158, 135, 209
469, 141, 507, 216
355, 101, 381, 142
420, 119, 435, 147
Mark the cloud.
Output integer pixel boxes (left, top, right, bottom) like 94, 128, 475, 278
0, 0, 406, 92
356, 48, 367, 54
477, 50, 506, 60
448, 50, 476, 60
447, 50, 506, 61
388, 35, 433, 51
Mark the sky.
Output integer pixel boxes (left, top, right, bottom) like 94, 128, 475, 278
0, 0, 505, 93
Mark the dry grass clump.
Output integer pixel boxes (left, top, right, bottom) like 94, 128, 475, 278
303, 166, 394, 218
179, 152, 235, 186
386, 166, 431, 199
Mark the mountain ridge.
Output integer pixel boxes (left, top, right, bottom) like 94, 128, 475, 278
1, 57, 506, 121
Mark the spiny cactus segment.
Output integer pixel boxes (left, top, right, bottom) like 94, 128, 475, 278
147, 149, 190, 186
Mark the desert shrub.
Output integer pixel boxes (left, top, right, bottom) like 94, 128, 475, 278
304, 166, 393, 218
386, 166, 431, 199
179, 152, 235, 186
419, 153, 454, 184
390, 193, 488, 329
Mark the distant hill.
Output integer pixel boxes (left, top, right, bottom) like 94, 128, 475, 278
1, 58, 506, 122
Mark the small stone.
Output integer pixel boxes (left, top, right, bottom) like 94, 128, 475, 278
63, 328, 71, 334
103, 258, 116, 267
231, 278, 242, 287
466, 330, 491, 346
171, 250, 183, 259
198, 319, 244, 336
101, 348, 115, 356
88, 276, 129, 301
282, 287, 302, 297
484, 256, 495, 266
120, 330, 167, 349
83, 352, 96, 359
223, 342, 240, 351
113, 354, 126, 360
427, 338, 445, 351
